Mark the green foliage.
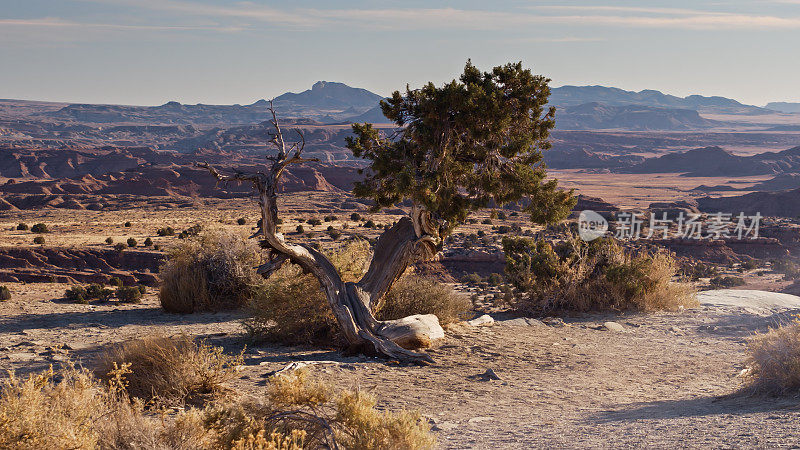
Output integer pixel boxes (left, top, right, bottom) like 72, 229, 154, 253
328, 229, 342, 240
709, 276, 746, 288
157, 227, 175, 236
364, 219, 376, 228
324, 215, 337, 222
108, 277, 122, 287
86, 284, 114, 301
31, 223, 49, 233
16, 223, 28, 231
346, 61, 575, 236
503, 236, 696, 313
33, 236, 45, 245
0, 286, 10, 301
143, 237, 153, 247
65, 286, 88, 304
306, 218, 322, 226
127, 237, 137, 248
116, 286, 143, 303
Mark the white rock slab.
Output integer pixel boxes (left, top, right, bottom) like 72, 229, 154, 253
698, 289, 800, 312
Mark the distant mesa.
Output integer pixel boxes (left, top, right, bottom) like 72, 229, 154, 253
765, 102, 800, 113
273, 81, 384, 111
555, 102, 718, 131
623, 146, 800, 177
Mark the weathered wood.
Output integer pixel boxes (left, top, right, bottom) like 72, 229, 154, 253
200, 102, 442, 364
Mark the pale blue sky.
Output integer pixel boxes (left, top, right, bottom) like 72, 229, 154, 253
1, 1, 799, 106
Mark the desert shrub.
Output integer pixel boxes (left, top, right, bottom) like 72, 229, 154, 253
374, 275, 470, 325
237, 218, 247, 225
116, 286, 143, 303
350, 212, 362, 221
744, 319, 800, 395
741, 259, 759, 271
31, 223, 49, 233
481, 218, 492, 225
497, 211, 507, 220
364, 220, 376, 228
105, 237, 114, 245
487, 273, 504, 286
295, 225, 304, 234
324, 215, 337, 222
328, 229, 342, 240
503, 235, 697, 314
64, 286, 88, 304
0, 286, 10, 301
157, 226, 175, 236
153, 244, 161, 251
137, 284, 147, 295
462, 273, 483, 284
108, 276, 122, 287
159, 230, 261, 313
124, 221, 132, 227
33, 236, 45, 245
709, 275, 746, 289
679, 260, 718, 280
16, 223, 28, 231
86, 283, 114, 301
772, 259, 800, 280
144, 237, 153, 247
95, 335, 242, 406
202, 369, 433, 450
307, 218, 322, 226
113, 242, 127, 252
127, 237, 137, 247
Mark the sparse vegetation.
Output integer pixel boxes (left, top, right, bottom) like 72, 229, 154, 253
124, 221, 132, 227
324, 215, 337, 222
31, 223, 49, 233
0, 286, 10, 301
503, 235, 696, 313
105, 237, 114, 244
64, 285, 88, 304
33, 236, 45, 245
307, 218, 322, 226
116, 285, 143, 303
108, 276, 122, 287
375, 275, 470, 325
16, 223, 28, 231
159, 230, 261, 313
95, 335, 242, 406
113, 242, 127, 252
86, 283, 114, 301
745, 319, 800, 395
350, 212, 362, 221
127, 237, 137, 247
143, 237, 153, 247
157, 226, 175, 236
237, 217, 247, 225
709, 275, 746, 289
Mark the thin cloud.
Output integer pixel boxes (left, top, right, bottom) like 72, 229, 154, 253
0, 17, 243, 32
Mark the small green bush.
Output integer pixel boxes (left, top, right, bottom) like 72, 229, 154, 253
324, 215, 337, 222
364, 220, 376, 228
328, 229, 342, 240
113, 243, 127, 252
86, 284, 113, 301
236, 218, 246, 225
0, 286, 10, 301
116, 286, 143, 303
105, 237, 114, 245
709, 275, 746, 289
108, 277, 122, 287
33, 236, 45, 245
157, 227, 175, 236
127, 238, 137, 248
462, 273, 483, 284
124, 221, 132, 227
64, 286, 88, 304
307, 218, 322, 226
16, 223, 28, 231
350, 212, 362, 221
487, 273, 504, 286
31, 223, 49, 233
143, 237, 153, 247
295, 225, 304, 233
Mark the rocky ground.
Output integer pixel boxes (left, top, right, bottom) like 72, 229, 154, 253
2, 283, 800, 448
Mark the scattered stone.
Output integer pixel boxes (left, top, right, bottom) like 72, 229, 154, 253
669, 326, 683, 333
468, 416, 494, 424
603, 321, 625, 332
432, 421, 458, 431
542, 317, 567, 328
467, 314, 494, 326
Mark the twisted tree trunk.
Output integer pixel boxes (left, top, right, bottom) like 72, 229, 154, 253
200, 104, 442, 364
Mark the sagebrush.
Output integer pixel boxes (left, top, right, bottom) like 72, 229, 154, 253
744, 319, 800, 395
503, 235, 697, 314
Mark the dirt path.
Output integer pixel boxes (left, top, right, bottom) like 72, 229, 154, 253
2, 285, 800, 448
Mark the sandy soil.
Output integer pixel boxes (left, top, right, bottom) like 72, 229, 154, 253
2, 283, 800, 449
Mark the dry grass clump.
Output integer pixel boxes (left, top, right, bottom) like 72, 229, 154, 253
0, 366, 163, 449
744, 319, 800, 395
159, 230, 262, 313
200, 369, 434, 450
245, 240, 466, 344
95, 335, 243, 406
374, 275, 470, 325
0, 364, 433, 450
503, 235, 697, 314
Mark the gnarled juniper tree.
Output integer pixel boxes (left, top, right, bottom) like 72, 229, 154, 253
202, 61, 575, 364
